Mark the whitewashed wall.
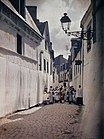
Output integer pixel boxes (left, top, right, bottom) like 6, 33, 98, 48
36, 40, 53, 92
0, 16, 44, 117
0, 5, 54, 117
80, 3, 104, 138
24, 41, 37, 60
0, 57, 6, 117
0, 20, 16, 51
0, 47, 45, 117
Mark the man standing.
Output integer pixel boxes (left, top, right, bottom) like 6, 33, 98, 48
68, 86, 73, 104
77, 85, 83, 105
59, 85, 65, 103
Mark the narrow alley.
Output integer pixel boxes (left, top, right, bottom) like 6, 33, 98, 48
0, 104, 83, 139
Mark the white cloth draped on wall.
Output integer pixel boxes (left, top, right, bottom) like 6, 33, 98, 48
0, 56, 45, 117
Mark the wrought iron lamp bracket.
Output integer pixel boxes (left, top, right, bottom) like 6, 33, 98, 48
67, 30, 93, 40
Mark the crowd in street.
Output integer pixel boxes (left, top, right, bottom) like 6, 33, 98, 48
43, 85, 83, 106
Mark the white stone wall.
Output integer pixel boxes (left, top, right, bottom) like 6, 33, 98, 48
0, 46, 45, 117
0, 2, 54, 118
0, 57, 6, 117
81, 42, 101, 138
36, 40, 53, 92
0, 18, 38, 61
24, 39, 37, 60
0, 20, 16, 52
80, 3, 104, 138
0, 15, 44, 117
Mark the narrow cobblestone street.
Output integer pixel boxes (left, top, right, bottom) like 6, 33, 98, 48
0, 103, 83, 139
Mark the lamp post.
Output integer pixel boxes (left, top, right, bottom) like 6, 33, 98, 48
60, 13, 94, 66
60, 13, 93, 40
60, 13, 71, 34
60, 13, 93, 90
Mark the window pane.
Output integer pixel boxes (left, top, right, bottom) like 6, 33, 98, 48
17, 34, 22, 55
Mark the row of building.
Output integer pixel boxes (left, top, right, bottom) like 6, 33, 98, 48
0, 0, 55, 117
0, 0, 104, 138
54, 0, 104, 138
68, 1, 104, 138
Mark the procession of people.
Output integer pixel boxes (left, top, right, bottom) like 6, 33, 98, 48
43, 84, 83, 105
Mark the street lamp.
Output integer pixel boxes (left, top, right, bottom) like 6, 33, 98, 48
60, 13, 71, 34
60, 13, 93, 40
60, 13, 94, 66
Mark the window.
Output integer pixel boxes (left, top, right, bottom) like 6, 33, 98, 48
93, 14, 96, 43
45, 40, 47, 50
47, 62, 49, 73
70, 68, 72, 80
50, 61, 52, 75
39, 53, 42, 71
61, 65, 63, 71
17, 34, 22, 55
74, 65, 75, 76
20, 0, 25, 18
53, 71, 55, 83
76, 65, 77, 75
87, 24, 91, 52
10, 0, 25, 18
92, 0, 96, 43
78, 65, 80, 73
63, 64, 65, 70
44, 59, 46, 71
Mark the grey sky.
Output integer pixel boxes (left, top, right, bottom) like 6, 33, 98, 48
26, 0, 90, 58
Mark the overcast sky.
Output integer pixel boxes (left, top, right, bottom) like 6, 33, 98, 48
26, 0, 90, 59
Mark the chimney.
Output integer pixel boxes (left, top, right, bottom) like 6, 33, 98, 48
26, 6, 37, 21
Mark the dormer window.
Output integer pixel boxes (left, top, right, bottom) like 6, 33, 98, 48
9, 0, 25, 18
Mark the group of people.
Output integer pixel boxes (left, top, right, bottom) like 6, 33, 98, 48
68, 85, 83, 105
43, 85, 83, 105
43, 86, 59, 105
59, 85, 83, 105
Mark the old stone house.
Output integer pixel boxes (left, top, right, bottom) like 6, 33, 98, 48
80, 1, 104, 138
70, 38, 82, 91
0, 0, 54, 117
69, 2, 104, 138
26, 6, 54, 92
54, 55, 68, 88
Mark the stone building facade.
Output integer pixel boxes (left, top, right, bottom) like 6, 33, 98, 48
26, 6, 54, 92
79, 1, 104, 138
54, 55, 68, 87
0, 0, 54, 117
70, 38, 82, 92
69, 1, 104, 138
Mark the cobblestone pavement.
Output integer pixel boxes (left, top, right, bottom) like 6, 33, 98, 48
0, 103, 83, 139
